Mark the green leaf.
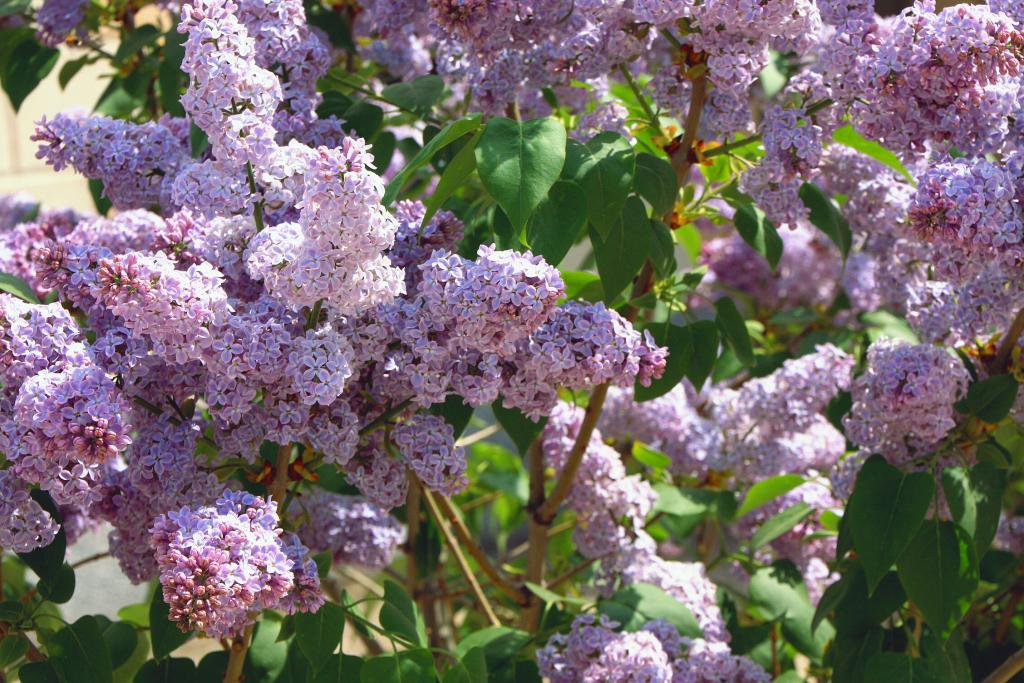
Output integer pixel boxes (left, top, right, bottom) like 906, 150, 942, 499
737, 475, 806, 518
631, 442, 672, 470
525, 180, 586, 266
562, 271, 604, 302
379, 581, 428, 647
381, 75, 444, 117
384, 114, 482, 205
733, 204, 783, 269
133, 657, 196, 683
360, 650, 436, 683
941, 462, 1006, 554
342, 100, 384, 140
0, 632, 29, 667
633, 153, 677, 216
524, 582, 589, 608
896, 520, 979, 640
149, 591, 191, 659
101, 621, 137, 671
116, 603, 149, 629
0, 271, 41, 303
113, 26, 160, 65
493, 399, 546, 455
635, 322, 691, 402
422, 129, 481, 227
565, 133, 636, 239
749, 561, 834, 661
832, 125, 915, 184
454, 627, 530, 672
591, 195, 651, 302
247, 617, 289, 681
158, 30, 186, 117
648, 218, 677, 278
686, 320, 719, 389
846, 455, 934, 594
0, 0, 30, 16
37, 563, 75, 604
430, 394, 474, 439
295, 602, 346, 672
597, 583, 702, 638
954, 374, 1019, 424
19, 662, 61, 683
798, 183, 852, 258
1, 37, 58, 112
443, 647, 487, 683
750, 502, 814, 550
475, 117, 567, 232
17, 490, 65, 584
863, 653, 928, 681
714, 297, 755, 368
826, 566, 906, 638
48, 616, 114, 683
58, 56, 92, 91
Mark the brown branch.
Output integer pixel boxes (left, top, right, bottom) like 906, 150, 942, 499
420, 486, 501, 627
268, 443, 292, 504
433, 493, 527, 606
223, 624, 254, 683
70, 552, 110, 570
548, 556, 599, 590
984, 647, 1024, 683
406, 472, 422, 598
669, 71, 708, 186
520, 440, 550, 631
993, 307, 1024, 374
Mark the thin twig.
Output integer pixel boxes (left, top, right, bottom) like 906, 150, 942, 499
433, 493, 526, 605
548, 556, 599, 590
455, 424, 501, 447
70, 552, 110, 570
520, 440, 549, 631
993, 307, 1024, 374
420, 486, 501, 627
223, 624, 254, 683
983, 647, 1024, 683
406, 473, 422, 600
359, 399, 413, 435
617, 64, 664, 138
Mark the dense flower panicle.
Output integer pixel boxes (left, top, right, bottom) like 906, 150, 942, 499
35, 0, 88, 46
151, 489, 323, 637
392, 413, 468, 496
907, 157, 1024, 281
0, 193, 37, 231
673, 638, 773, 683
294, 489, 404, 569
389, 200, 464, 289
0, 295, 86, 396
287, 327, 354, 406
32, 113, 190, 211
843, 338, 970, 465
0, 470, 60, 553
344, 435, 410, 509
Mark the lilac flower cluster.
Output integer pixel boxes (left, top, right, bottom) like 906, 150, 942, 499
392, 413, 467, 496
843, 338, 970, 468
538, 614, 769, 683
151, 489, 323, 637
0, 470, 60, 554
294, 489, 403, 569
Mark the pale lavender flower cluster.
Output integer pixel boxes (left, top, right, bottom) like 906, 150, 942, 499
708, 345, 853, 482
294, 489, 403, 569
392, 413, 467, 496
151, 489, 323, 637
538, 614, 769, 683
35, 0, 88, 47
843, 338, 970, 467
0, 470, 60, 554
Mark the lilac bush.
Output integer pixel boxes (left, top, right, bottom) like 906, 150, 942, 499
1, 0, 1024, 680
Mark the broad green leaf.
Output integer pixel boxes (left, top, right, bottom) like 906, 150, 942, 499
492, 399, 546, 455
635, 322, 691, 401
384, 114, 482, 205
247, 618, 289, 681
846, 455, 934, 594
714, 298, 754, 368
101, 621, 137, 671
0, 0, 30, 16
113, 26, 160, 65
759, 52, 788, 98
565, 133, 636, 239
381, 75, 444, 117
379, 581, 428, 647
561, 271, 604, 302
0, 270, 38, 307
733, 204, 783, 269
158, 30, 185, 117
58, 56, 92, 91
443, 647, 487, 683
597, 583, 702, 638
19, 662, 61, 683
954, 374, 1019, 424
648, 218, 677, 278
48, 616, 114, 683
631, 442, 672, 471
634, 153, 678, 216
737, 475, 806, 518
149, 591, 191, 659
591, 195, 651, 302
863, 653, 927, 681
897, 520, 979, 640
475, 117, 567, 232
799, 183, 852, 258
750, 502, 814, 550
422, 129, 481, 227
0, 632, 28, 668
825, 566, 905, 638
430, 394, 474, 439
342, 101, 384, 140
1, 37, 58, 112
524, 582, 589, 608
454, 627, 531, 671
941, 462, 1006, 554
116, 603, 149, 629
832, 125, 914, 184
360, 650, 436, 683
37, 563, 75, 604
749, 561, 834, 661
686, 320, 719, 389
295, 602, 346, 672
133, 658, 196, 683
525, 180, 587, 266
